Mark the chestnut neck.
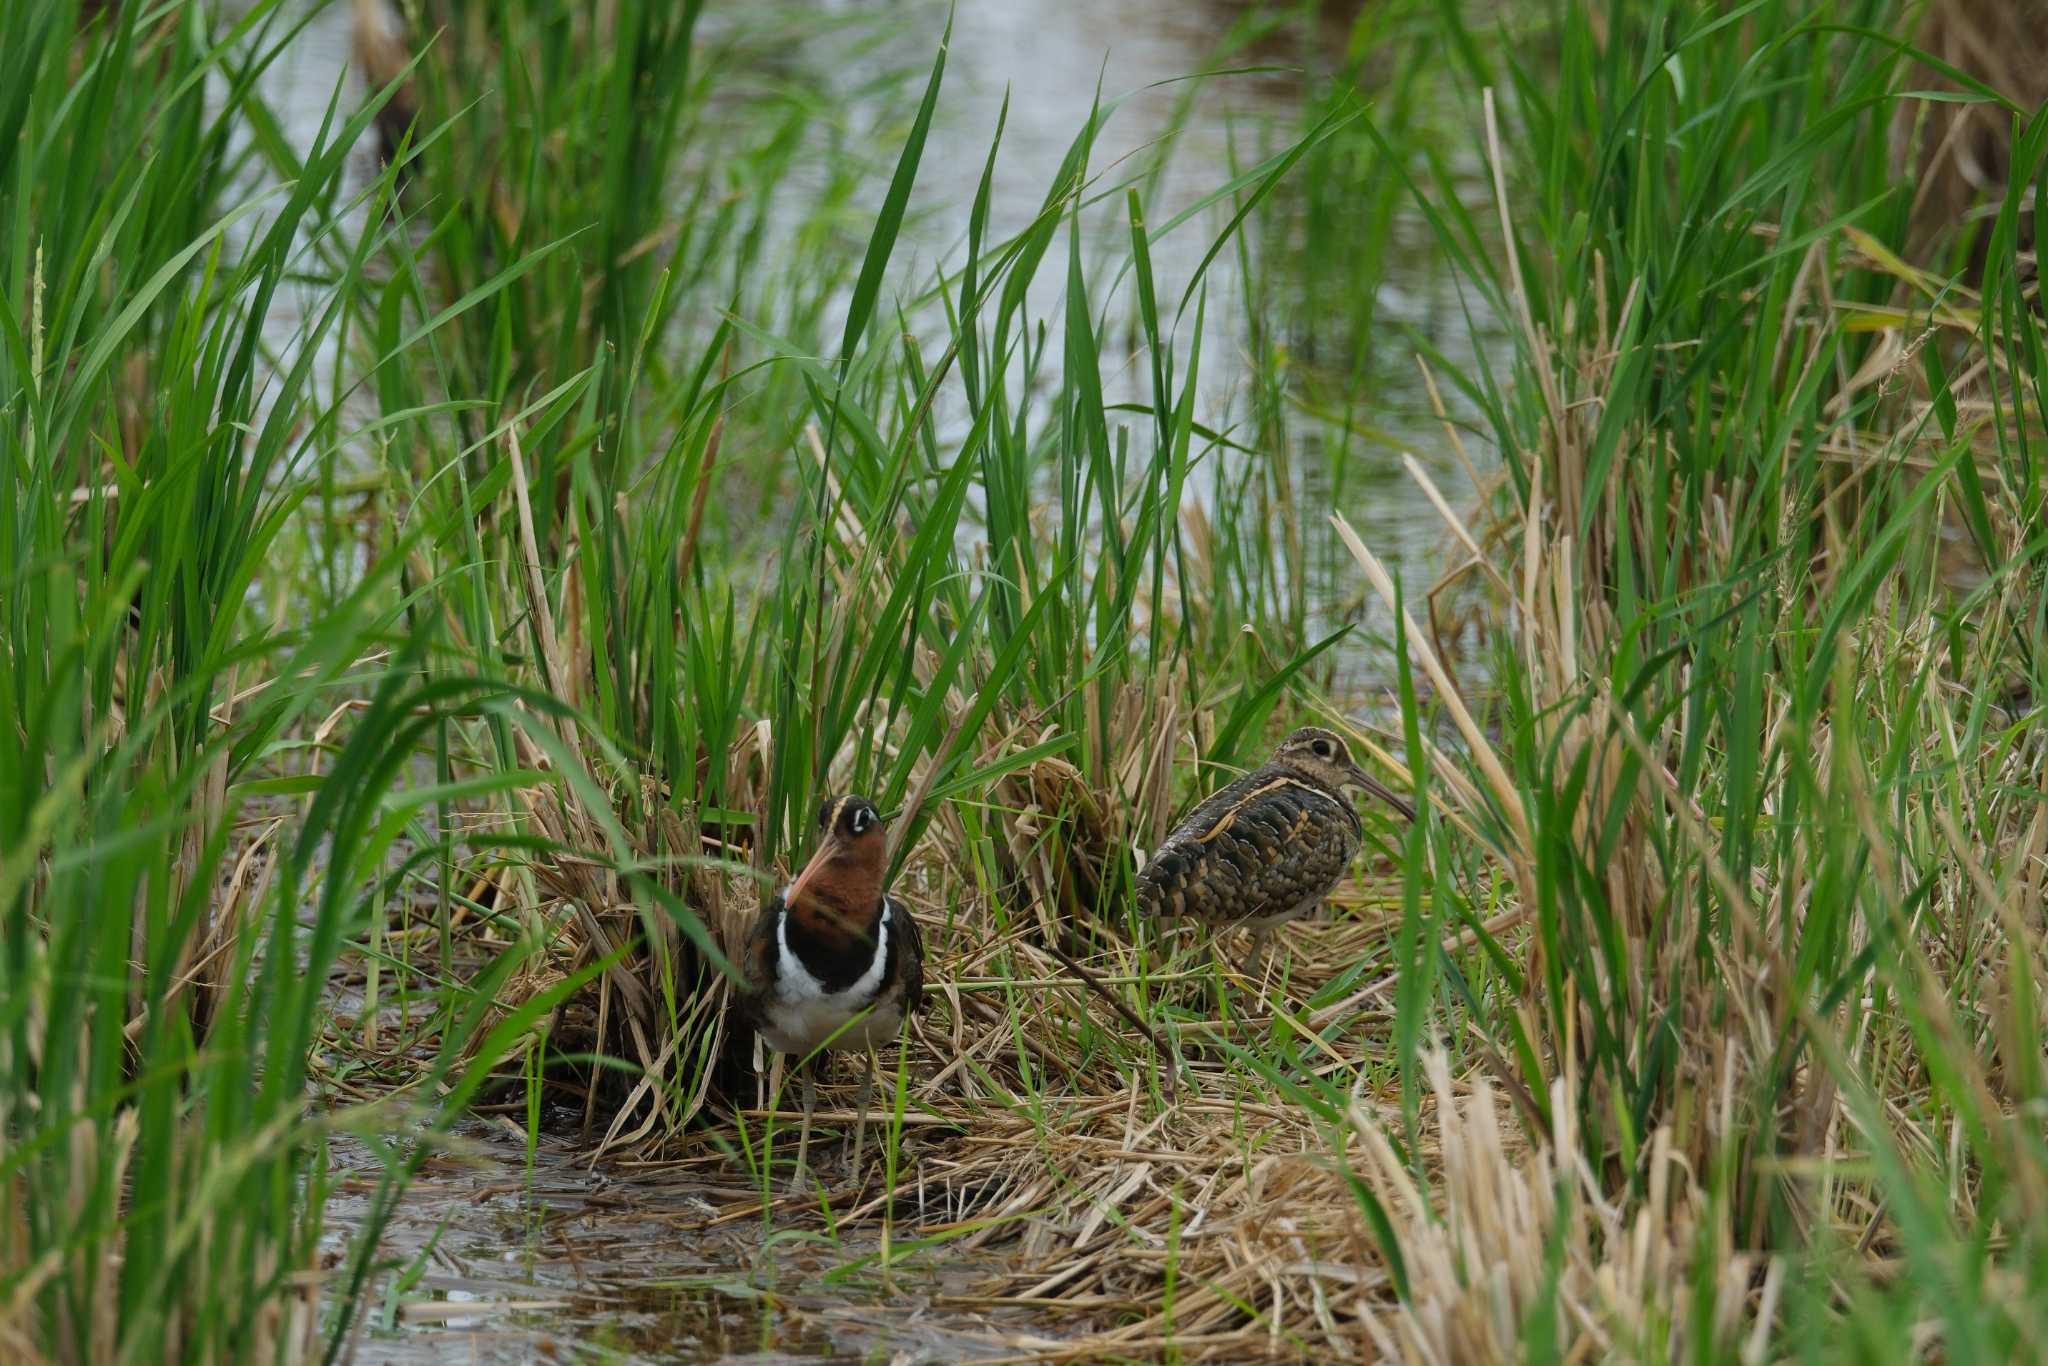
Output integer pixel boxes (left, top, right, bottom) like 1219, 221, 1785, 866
786, 841, 888, 951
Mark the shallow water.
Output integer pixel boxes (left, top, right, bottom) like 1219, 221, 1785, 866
326, 1118, 1041, 1363
254, 0, 1495, 666
809, 0, 1498, 649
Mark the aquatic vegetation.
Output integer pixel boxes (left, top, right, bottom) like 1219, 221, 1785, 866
4, 0, 2046, 1361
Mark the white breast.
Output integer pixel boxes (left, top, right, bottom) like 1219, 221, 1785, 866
756, 897, 902, 1055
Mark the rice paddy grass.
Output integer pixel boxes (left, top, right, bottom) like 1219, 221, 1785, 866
5, 0, 2048, 1361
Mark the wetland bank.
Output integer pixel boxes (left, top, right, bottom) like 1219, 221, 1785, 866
7, 0, 2048, 1362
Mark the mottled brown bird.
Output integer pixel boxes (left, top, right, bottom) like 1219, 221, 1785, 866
739, 795, 924, 1189
1136, 726, 1412, 978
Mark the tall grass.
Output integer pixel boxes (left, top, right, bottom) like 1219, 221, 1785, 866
1318, 1, 2048, 1358
0, 1, 440, 1358
9, 0, 2047, 1360
0, 2, 629, 1357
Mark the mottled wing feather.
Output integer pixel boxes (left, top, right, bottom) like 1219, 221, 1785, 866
1132, 768, 1270, 917
890, 895, 927, 1016
736, 893, 785, 1027
1136, 766, 1361, 924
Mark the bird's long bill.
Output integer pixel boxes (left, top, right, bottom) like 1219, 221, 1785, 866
786, 831, 848, 906
1350, 763, 1418, 823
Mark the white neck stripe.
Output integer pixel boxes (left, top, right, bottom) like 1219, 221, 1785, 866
775, 897, 891, 1004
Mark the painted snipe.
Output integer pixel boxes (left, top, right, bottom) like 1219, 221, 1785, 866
1136, 726, 1412, 978
740, 795, 925, 1189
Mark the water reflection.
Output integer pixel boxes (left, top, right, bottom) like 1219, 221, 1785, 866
325, 1119, 1035, 1362
795, 0, 1495, 669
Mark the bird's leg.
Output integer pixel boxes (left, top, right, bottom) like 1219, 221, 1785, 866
788, 1063, 817, 1196
846, 1048, 877, 1182
1241, 925, 1271, 983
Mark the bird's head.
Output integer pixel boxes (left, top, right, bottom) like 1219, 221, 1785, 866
784, 795, 890, 938
1271, 726, 1414, 819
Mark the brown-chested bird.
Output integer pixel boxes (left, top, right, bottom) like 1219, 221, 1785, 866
1136, 726, 1412, 978
740, 795, 924, 1189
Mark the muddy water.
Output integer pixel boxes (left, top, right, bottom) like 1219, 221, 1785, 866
323, 1119, 1041, 1363
266, 1, 1487, 1358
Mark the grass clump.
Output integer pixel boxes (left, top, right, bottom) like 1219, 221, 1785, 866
0, 2, 516, 1359
1318, 2, 2048, 1358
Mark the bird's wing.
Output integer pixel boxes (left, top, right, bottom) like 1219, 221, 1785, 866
736, 894, 784, 1023
891, 896, 926, 1014
1136, 771, 1359, 922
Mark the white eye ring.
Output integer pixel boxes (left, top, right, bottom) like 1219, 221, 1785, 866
850, 808, 871, 833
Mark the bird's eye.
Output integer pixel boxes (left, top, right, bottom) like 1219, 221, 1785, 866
1314, 740, 1334, 758
849, 807, 870, 834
